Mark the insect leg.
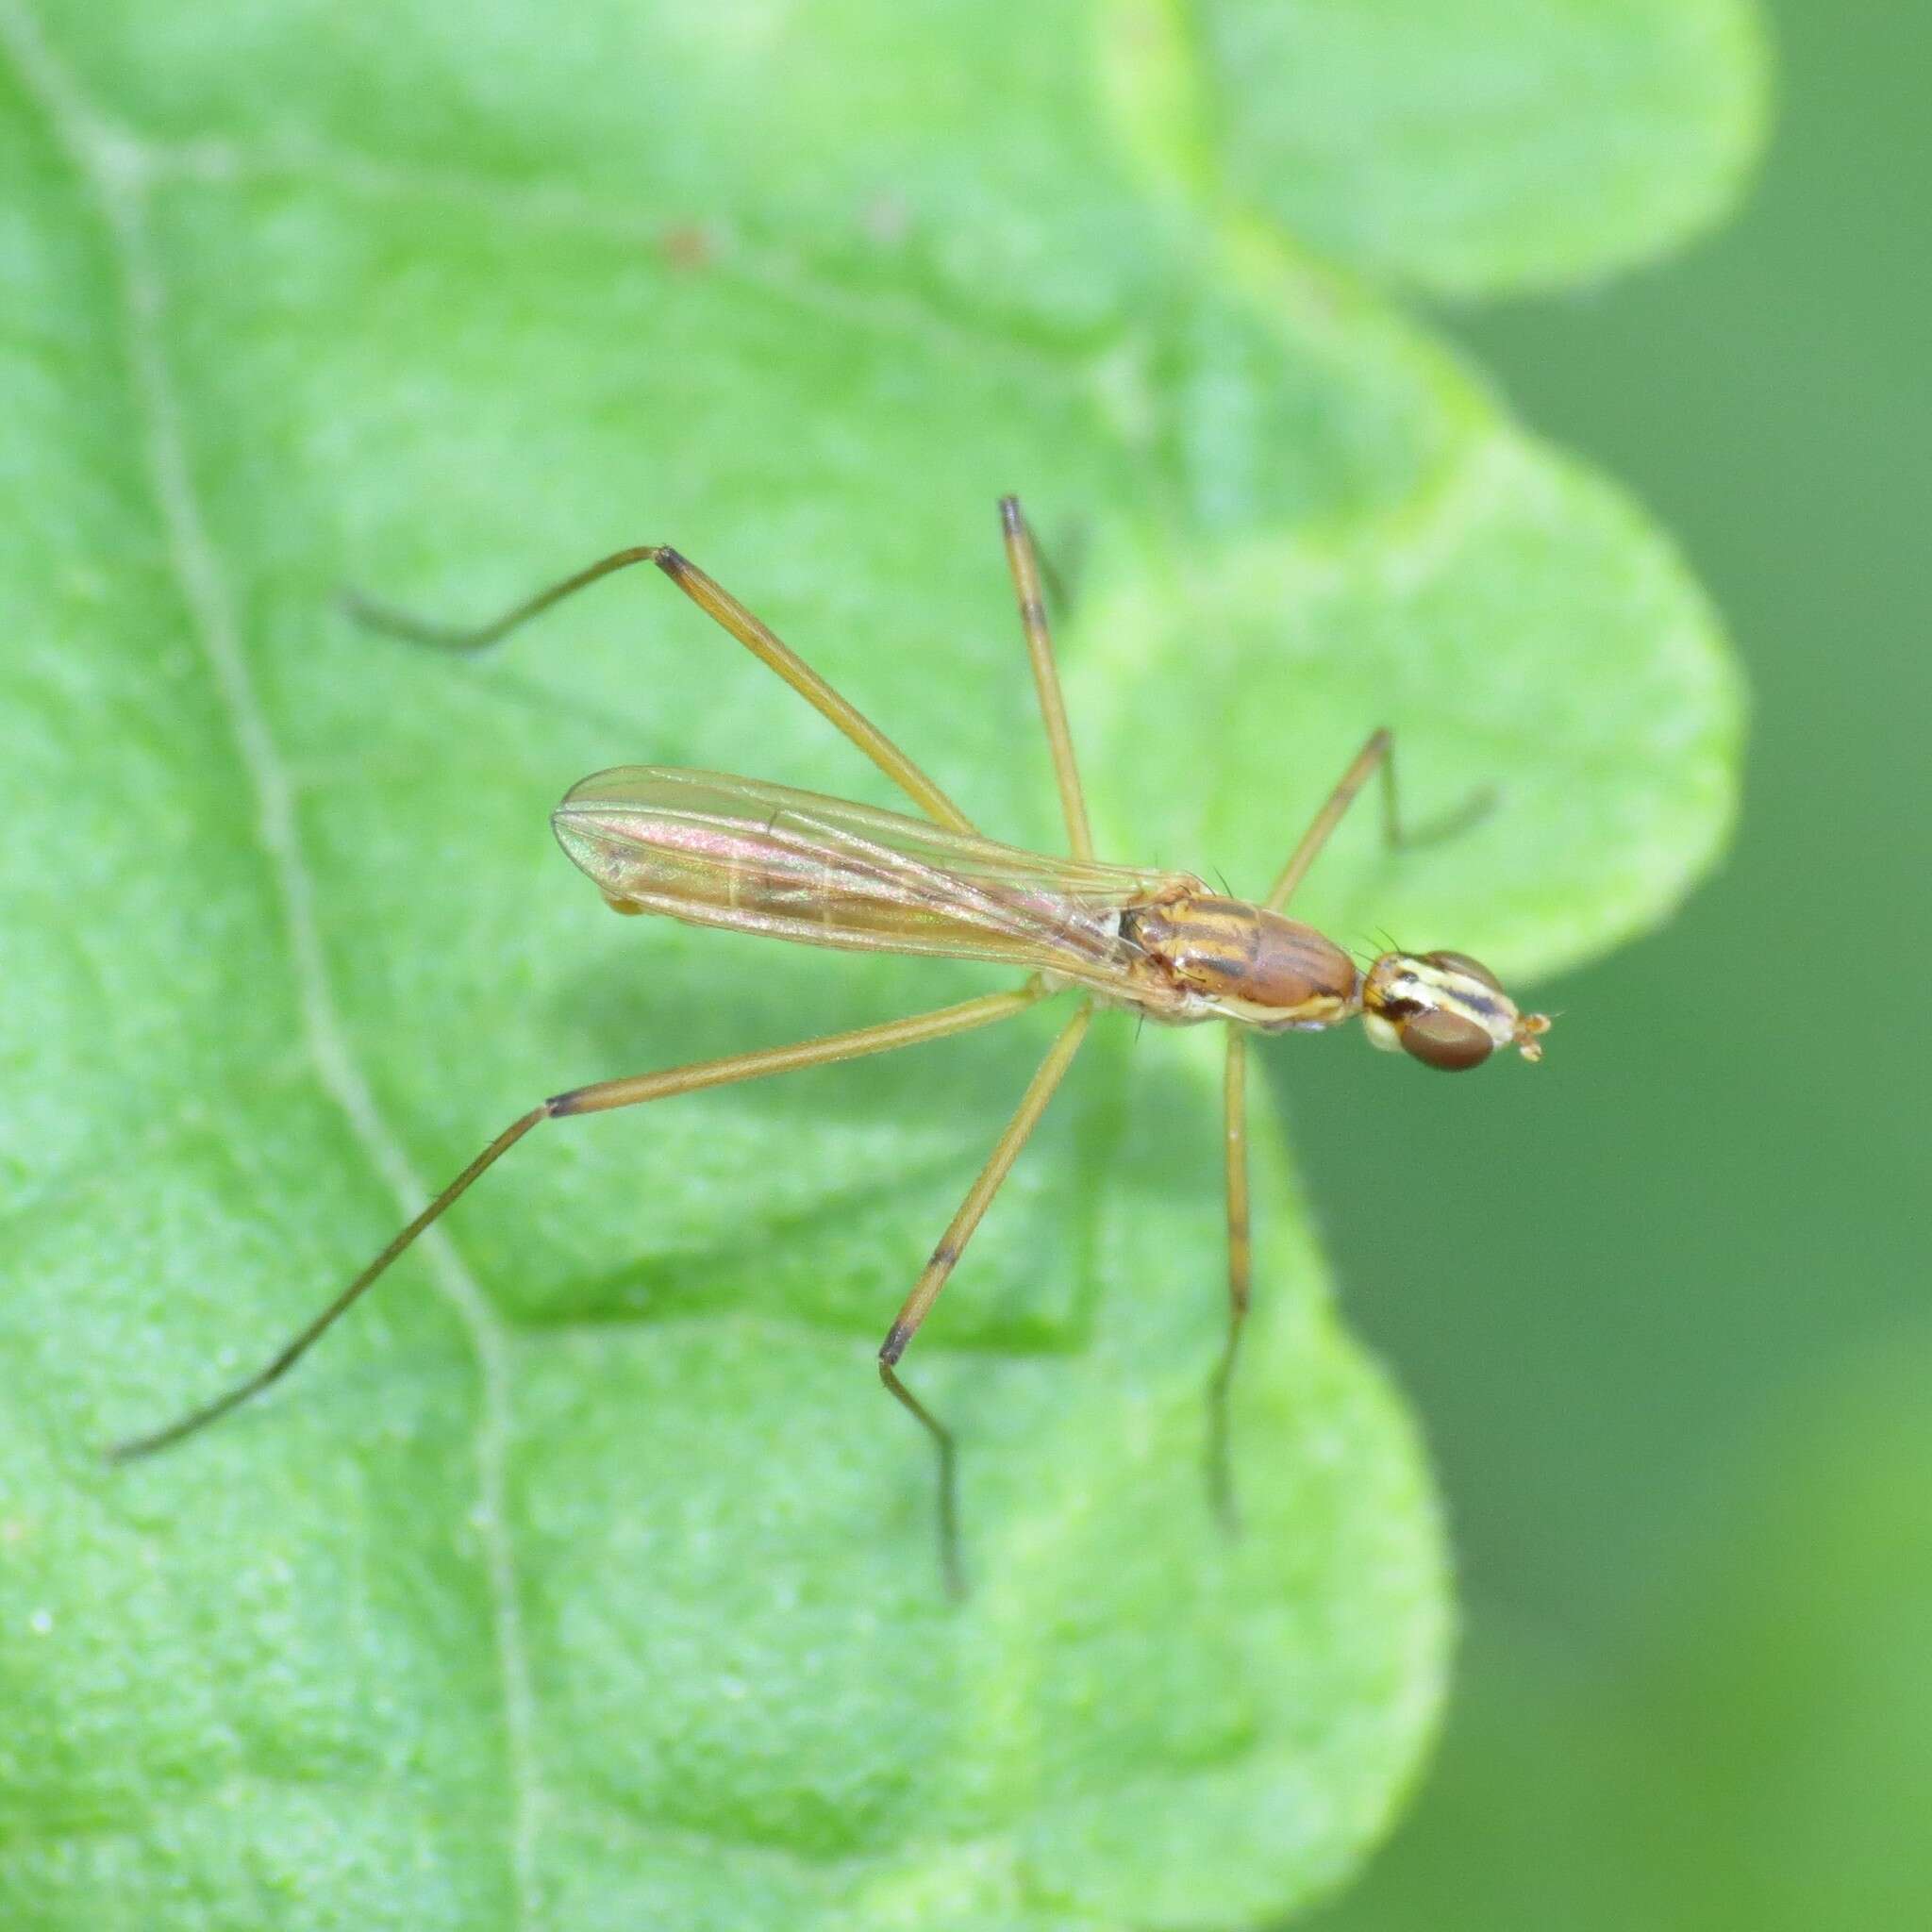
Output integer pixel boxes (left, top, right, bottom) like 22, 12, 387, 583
1261, 728, 1392, 914
343, 545, 978, 834
999, 496, 1096, 862
878, 996, 1095, 1595
107, 984, 1047, 1463
1207, 1028, 1252, 1532
1263, 728, 1497, 914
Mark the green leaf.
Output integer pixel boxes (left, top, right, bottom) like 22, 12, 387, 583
1184, 0, 1771, 297
0, 3, 1752, 1927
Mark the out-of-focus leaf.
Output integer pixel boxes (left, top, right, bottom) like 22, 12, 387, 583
1188, 0, 1770, 296
1306, 1342, 1932, 1932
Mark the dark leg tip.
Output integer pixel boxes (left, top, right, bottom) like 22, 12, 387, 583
1205, 1354, 1245, 1537
338, 586, 410, 638
1208, 1464, 1243, 1541
103, 1425, 170, 1466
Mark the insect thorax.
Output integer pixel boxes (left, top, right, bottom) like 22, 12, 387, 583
1117, 891, 1358, 1030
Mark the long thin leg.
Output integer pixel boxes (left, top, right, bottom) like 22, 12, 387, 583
1207, 1027, 1250, 1531
1261, 728, 1494, 915
108, 984, 1048, 1463
344, 545, 978, 836
878, 996, 1095, 1595
1262, 729, 1392, 914
999, 497, 1095, 862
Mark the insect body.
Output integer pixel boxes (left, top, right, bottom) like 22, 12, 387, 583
553, 766, 1545, 1061
111, 499, 1550, 1592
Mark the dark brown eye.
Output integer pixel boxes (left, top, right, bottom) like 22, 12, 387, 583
1420, 950, 1503, 992
1400, 1009, 1494, 1072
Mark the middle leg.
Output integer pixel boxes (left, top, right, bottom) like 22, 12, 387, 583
878, 995, 1095, 1595
1207, 1027, 1252, 1532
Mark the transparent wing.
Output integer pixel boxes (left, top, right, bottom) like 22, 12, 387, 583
552, 766, 1195, 991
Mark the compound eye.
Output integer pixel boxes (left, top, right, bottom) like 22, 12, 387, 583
1420, 949, 1503, 992
1400, 1008, 1494, 1072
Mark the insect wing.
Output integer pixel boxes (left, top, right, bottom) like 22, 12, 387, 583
553, 766, 1189, 987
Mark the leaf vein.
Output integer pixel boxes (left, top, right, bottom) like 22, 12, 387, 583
0, 6, 544, 1923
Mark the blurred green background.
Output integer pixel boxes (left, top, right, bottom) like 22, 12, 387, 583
1303, 3, 1932, 1925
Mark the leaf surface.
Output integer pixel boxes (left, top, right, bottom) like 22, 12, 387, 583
0, 3, 1753, 1926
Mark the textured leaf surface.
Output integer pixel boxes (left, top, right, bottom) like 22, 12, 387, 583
0, 3, 1752, 1927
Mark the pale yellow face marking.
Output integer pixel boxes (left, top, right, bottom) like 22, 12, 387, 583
1363, 1011, 1402, 1054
